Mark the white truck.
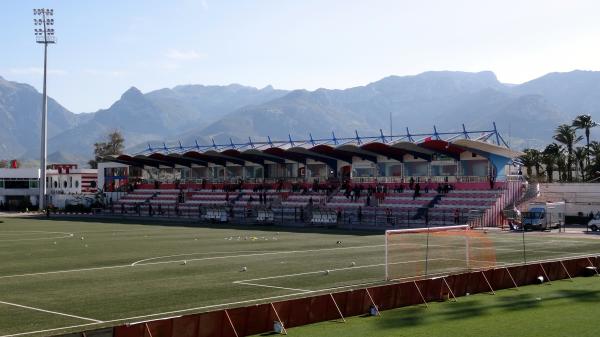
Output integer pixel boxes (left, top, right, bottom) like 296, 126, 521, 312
588, 216, 600, 232
522, 201, 565, 231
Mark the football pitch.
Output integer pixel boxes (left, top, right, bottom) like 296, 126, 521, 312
0, 216, 599, 337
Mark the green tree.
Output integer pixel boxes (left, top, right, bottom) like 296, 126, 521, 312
553, 124, 582, 181
519, 149, 537, 177
573, 147, 587, 181
572, 114, 597, 169
589, 141, 600, 180
542, 143, 561, 183
88, 131, 125, 169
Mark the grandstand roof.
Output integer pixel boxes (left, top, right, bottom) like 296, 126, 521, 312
104, 138, 522, 168
452, 139, 524, 159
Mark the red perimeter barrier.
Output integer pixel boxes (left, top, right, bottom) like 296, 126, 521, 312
58, 256, 599, 337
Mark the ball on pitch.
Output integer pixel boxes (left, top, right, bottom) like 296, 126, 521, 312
241, 266, 247, 272
351, 261, 356, 266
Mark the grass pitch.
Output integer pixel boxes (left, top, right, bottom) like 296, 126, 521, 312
275, 276, 600, 337
0, 216, 598, 337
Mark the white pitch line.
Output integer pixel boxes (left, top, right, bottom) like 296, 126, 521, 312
0, 231, 74, 242
132, 244, 388, 267
131, 250, 272, 266
234, 258, 444, 284
0, 243, 386, 279
0, 290, 337, 337
2, 237, 594, 280
0, 300, 103, 323
0, 264, 132, 280
0, 245, 374, 279
236, 282, 312, 293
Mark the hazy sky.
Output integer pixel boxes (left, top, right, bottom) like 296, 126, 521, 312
2, 0, 600, 113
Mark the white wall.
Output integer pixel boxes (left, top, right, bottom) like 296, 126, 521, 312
0, 168, 40, 179
538, 183, 600, 215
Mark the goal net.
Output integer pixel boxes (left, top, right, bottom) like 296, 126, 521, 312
385, 225, 497, 281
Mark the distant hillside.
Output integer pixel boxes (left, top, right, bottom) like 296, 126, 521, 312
23, 83, 288, 161
0, 76, 82, 158
2, 70, 600, 164
190, 71, 568, 147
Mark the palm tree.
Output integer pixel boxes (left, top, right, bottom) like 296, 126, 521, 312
553, 124, 582, 181
519, 149, 537, 177
542, 143, 561, 183
590, 141, 600, 166
573, 147, 587, 181
572, 114, 598, 169
588, 141, 600, 180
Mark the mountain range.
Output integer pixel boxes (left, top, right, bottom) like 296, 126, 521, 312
1, 70, 599, 166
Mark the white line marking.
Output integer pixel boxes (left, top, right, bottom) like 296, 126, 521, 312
134, 244, 387, 267
233, 258, 439, 284
2, 237, 597, 279
0, 300, 103, 323
131, 250, 271, 266
0, 264, 132, 280
236, 282, 312, 293
0, 244, 385, 279
0, 231, 74, 242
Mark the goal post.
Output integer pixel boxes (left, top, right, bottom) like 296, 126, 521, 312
385, 225, 496, 281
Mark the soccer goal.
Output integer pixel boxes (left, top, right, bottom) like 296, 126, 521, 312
385, 225, 497, 281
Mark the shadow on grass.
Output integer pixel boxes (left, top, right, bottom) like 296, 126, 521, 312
554, 289, 600, 303
13, 215, 381, 237
376, 306, 429, 329
375, 283, 600, 331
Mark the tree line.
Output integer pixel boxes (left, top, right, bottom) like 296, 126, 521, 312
520, 114, 598, 182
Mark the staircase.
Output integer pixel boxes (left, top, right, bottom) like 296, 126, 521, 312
413, 194, 442, 220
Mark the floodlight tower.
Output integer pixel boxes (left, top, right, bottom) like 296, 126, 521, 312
33, 8, 56, 210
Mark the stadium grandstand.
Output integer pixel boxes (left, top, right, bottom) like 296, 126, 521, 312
98, 124, 525, 228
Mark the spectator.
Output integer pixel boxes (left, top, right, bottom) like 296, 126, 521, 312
413, 183, 421, 200
357, 206, 363, 223
454, 209, 460, 225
